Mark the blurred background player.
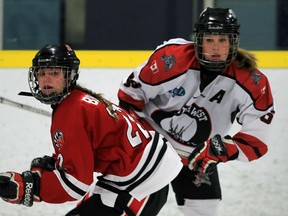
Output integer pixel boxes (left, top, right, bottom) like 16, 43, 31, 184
118, 7, 275, 216
0, 44, 182, 215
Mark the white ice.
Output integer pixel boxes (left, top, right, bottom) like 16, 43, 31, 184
0, 68, 287, 216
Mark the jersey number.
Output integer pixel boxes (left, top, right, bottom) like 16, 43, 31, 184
82, 95, 150, 148
123, 73, 141, 89
123, 113, 150, 147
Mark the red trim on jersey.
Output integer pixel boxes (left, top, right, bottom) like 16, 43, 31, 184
122, 196, 149, 216
233, 132, 268, 161
118, 89, 145, 111
181, 158, 188, 166
139, 43, 199, 85
226, 62, 274, 111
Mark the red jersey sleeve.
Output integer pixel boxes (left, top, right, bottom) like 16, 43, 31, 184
39, 89, 155, 203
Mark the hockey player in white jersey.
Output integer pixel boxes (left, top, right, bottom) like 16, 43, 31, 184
118, 7, 275, 216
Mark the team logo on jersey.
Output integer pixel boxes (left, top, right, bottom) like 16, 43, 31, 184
168, 104, 211, 146
161, 54, 176, 71
53, 131, 65, 149
169, 87, 185, 97
250, 71, 262, 85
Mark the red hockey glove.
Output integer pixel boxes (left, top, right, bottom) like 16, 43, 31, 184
188, 134, 239, 174
0, 171, 40, 206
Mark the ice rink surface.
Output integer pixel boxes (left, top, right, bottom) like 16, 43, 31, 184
0, 68, 287, 216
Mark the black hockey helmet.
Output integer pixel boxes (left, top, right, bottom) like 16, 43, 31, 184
194, 7, 240, 35
28, 44, 80, 105
193, 8, 240, 72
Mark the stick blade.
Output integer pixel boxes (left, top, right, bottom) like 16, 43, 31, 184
18, 91, 33, 97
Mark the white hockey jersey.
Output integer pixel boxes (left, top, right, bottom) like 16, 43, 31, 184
118, 38, 275, 165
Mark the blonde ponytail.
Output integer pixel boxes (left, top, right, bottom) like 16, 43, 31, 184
235, 48, 258, 72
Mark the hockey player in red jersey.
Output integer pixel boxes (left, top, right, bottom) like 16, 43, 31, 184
118, 7, 275, 216
0, 44, 183, 215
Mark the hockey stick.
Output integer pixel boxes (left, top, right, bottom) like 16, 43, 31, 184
0, 96, 51, 117
18, 91, 33, 97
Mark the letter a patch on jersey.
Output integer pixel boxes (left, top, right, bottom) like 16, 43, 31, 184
209, 89, 226, 104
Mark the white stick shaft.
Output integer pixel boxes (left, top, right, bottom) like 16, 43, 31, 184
0, 96, 51, 117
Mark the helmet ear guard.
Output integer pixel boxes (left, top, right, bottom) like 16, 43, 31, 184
193, 8, 240, 72
28, 44, 80, 105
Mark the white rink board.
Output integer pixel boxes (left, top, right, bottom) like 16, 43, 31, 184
0, 68, 287, 216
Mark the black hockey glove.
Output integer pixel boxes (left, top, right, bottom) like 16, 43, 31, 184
188, 134, 239, 174
0, 170, 40, 206
119, 99, 131, 112
30, 155, 56, 172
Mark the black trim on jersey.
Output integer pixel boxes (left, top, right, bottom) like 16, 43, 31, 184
233, 137, 263, 158
95, 181, 136, 216
126, 142, 167, 192
98, 132, 159, 186
231, 107, 240, 124
119, 99, 142, 112
151, 110, 175, 127
98, 132, 167, 190
97, 141, 168, 194
96, 180, 122, 194
57, 168, 86, 196
139, 68, 189, 86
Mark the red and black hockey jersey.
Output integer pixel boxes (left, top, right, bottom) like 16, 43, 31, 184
39, 89, 182, 206
118, 38, 275, 165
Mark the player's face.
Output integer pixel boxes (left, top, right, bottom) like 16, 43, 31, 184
202, 34, 230, 61
36, 67, 66, 95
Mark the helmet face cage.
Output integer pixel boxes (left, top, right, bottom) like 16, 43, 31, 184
28, 44, 80, 105
28, 66, 77, 105
194, 32, 239, 72
193, 8, 240, 72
